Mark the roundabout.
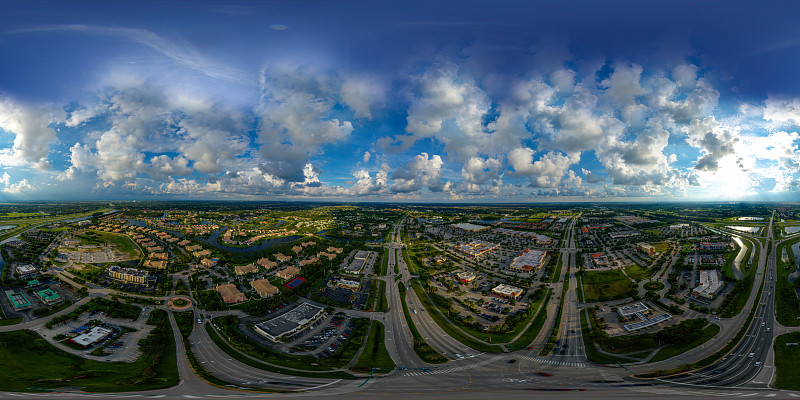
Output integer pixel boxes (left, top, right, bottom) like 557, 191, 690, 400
168, 296, 193, 310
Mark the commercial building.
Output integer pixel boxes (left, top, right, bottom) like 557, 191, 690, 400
616, 302, 649, 317
254, 302, 325, 342
35, 288, 62, 305
336, 278, 361, 291
15, 264, 37, 276
215, 283, 247, 304
107, 266, 149, 285
276, 266, 301, 280
345, 250, 374, 274
456, 271, 476, 283
5, 290, 32, 311
492, 284, 523, 300
636, 243, 656, 256
71, 326, 114, 347
693, 270, 725, 299
509, 249, 547, 273
492, 228, 553, 246
699, 242, 730, 251
455, 240, 499, 258
251, 279, 279, 298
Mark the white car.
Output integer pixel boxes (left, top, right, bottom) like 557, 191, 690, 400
748, 353, 755, 358
755, 361, 762, 366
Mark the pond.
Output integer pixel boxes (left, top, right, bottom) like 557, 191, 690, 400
125, 219, 302, 254
785, 226, 800, 234
726, 226, 760, 233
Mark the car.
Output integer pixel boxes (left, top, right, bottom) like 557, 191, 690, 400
767, 328, 771, 332
761, 322, 766, 327
755, 361, 762, 366
421, 368, 432, 372
398, 366, 408, 370
535, 372, 553, 377
197, 318, 202, 324
526, 346, 534, 350
507, 359, 517, 364
748, 353, 755, 358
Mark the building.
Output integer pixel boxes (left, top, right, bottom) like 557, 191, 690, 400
234, 264, 259, 275
145, 260, 167, 269
299, 257, 319, 267
178, 239, 191, 247
346, 250, 374, 274
699, 242, 730, 251
616, 302, 649, 317
192, 249, 212, 258
257, 258, 278, 270
5, 290, 32, 310
492, 228, 553, 246
669, 224, 690, 230
107, 266, 149, 285
71, 326, 114, 347
251, 279, 279, 298
150, 252, 169, 260
35, 288, 62, 305
337, 278, 361, 291
451, 223, 490, 232
291, 245, 303, 253
456, 271, 476, 283
509, 249, 547, 273
455, 240, 499, 258
215, 283, 247, 304
301, 241, 316, 247
200, 258, 217, 268
275, 253, 292, 262
276, 266, 301, 280
637, 243, 656, 256
186, 244, 203, 252
254, 302, 325, 341
693, 270, 725, 299
492, 284, 523, 300
326, 247, 344, 254
15, 264, 37, 276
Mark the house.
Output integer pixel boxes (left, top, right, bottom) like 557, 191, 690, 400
300, 257, 319, 266
275, 253, 292, 262
276, 266, 301, 280
291, 245, 303, 253
200, 258, 217, 268
251, 279, 279, 298
257, 258, 277, 270
215, 283, 246, 304
235, 264, 259, 275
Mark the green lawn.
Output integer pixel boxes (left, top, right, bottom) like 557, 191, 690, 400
774, 332, 800, 390
0, 310, 177, 392
582, 269, 634, 302
775, 237, 800, 326
79, 230, 141, 259
351, 321, 395, 373
648, 323, 720, 362
0, 316, 23, 326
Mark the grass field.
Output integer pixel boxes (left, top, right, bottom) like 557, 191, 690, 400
351, 320, 395, 373
648, 323, 720, 362
582, 269, 634, 302
623, 262, 650, 281
774, 332, 800, 390
508, 289, 551, 350
376, 280, 388, 312
0, 310, 177, 392
77, 230, 141, 259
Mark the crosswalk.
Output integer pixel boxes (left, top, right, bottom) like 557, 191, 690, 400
517, 355, 587, 367
403, 356, 501, 377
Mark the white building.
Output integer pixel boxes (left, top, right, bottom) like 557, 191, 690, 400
693, 270, 724, 299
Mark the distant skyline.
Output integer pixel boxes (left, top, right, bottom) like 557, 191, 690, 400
1, 1, 799, 202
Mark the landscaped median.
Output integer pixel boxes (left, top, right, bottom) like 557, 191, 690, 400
409, 280, 503, 353
351, 320, 395, 373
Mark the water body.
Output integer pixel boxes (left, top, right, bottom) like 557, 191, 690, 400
785, 226, 800, 234
727, 226, 760, 233
0, 225, 16, 231
125, 219, 301, 254
731, 236, 747, 280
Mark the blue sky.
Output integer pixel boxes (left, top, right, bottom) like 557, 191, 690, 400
1, 0, 799, 201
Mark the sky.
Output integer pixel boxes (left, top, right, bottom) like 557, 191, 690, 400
1, 0, 800, 202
